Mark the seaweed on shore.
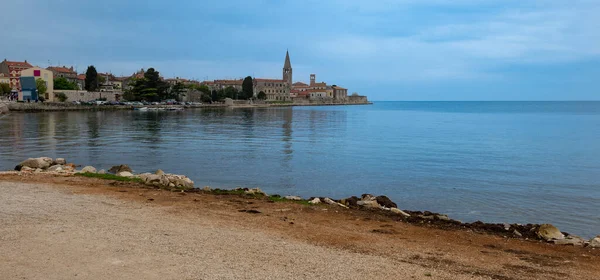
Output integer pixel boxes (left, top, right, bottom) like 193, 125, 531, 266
75, 172, 143, 183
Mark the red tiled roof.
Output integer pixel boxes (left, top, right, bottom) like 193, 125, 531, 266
332, 86, 347, 90
214, 79, 243, 85
293, 82, 308, 86
313, 82, 327, 87
47, 66, 75, 74
77, 74, 86, 80
255, 78, 285, 83
5, 61, 33, 68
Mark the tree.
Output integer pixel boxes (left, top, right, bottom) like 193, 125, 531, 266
257, 91, 267, 100
242, 76, 254, 100
36, 79, 48, 100
169, 82, 187, 101
0, 83, 10, 96
57, 92, 68, 102
222, 86, 240, 99
85, 66, 99, 91
127, 68, 169, 101
54, 77, 77, 90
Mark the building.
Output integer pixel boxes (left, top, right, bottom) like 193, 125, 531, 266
20, 67, 54, 101
332, 86, 348, 101
252, 51, 293, 101
0, 73, 9, 85
76, 74, 86, 89
47, 66, 83, 90
0, 59, 33, 91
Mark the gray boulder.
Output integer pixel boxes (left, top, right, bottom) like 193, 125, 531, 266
390, 207, 411, 217
589, 236, 600, 248
284, 195, 302, 201
80, 166, 97, 174
376, 195, 397, 208
536, 224, 565, 241
552, 235, 586, 246
20, 166, 34, 172
53, 158, 67, 165
108, 165, 132, 174
18, 157, 53, 170
117, 171, 134, 177
308, 198, 321, 204
155, 169, 165, 175
47, 165, 64, 172
98, 169, 106, 174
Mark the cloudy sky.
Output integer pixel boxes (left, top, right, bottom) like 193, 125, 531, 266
2, 0, 599, 100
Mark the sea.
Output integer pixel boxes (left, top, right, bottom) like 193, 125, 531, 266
1, 101, 599, 237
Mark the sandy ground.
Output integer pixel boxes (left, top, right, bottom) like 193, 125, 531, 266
1, 174, 599, 280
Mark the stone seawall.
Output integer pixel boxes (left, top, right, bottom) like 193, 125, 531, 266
0, 102, 8, 114
7, 102, 132, 112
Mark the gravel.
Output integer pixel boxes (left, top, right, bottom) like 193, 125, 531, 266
0, 181, 472, 280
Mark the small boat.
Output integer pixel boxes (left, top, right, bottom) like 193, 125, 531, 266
134, 107, 149, 111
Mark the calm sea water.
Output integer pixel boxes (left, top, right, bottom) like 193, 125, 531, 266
1, 102, 599, 237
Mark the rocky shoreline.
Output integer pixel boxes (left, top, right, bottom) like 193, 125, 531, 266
4, 101, 372, 112
9, 156, 600, 249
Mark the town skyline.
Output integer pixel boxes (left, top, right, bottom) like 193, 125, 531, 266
1, 0, 599, 101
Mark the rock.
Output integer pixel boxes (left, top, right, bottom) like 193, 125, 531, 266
202, 186, 212, 192
513, 230, 523, 237
284, 195, 302, 201
65, 163, 76, 169
390, 207, 411, 217
504, 223, 511, 231
0, 103, 8, 114
80, 166, 97, 174
47, 165, 64, 172
53, 158, 67, 165
536, 224, 565, 241
322, 197, 349, 208
357, 199, 382, 209
308, 197, 321, 204
18, 157, 53, 170
375, 195, 397, 208
589, 236, 600, 248
117, 171, 134, 177
168, 183, 175, 188
436, 215, 450, 221
108, 165, 132, 174
155, 169, 165, 175
34, 168, 43, 173
98, 169, 106, 174
341, 196, 359, 207
245, 188, 266, 196
552, 235, 586, 246
20, 166, 34, 172
361, 194, 375, 200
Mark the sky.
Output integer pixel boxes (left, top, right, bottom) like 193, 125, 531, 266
1, 0, 599, 101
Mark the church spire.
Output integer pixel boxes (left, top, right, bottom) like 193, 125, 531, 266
283, 50, 293, 85
284, 50, 291, 69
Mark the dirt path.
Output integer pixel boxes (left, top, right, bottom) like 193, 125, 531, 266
1, 175, 599, 279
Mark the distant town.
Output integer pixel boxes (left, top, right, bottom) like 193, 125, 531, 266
0, 51, 368, 105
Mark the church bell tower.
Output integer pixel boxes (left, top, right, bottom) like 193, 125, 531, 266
283, 50, 292, 86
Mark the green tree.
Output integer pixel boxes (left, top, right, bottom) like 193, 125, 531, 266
128, 68, 169, 101
0, 83, 10, 96
169, 82, 187, 101
201, 94, 212, 103
257, 91, 267, 100
98, 75, 107, 85
85, 66, 99, 91
223, 86, 238, 99
54, 77, 77, 90
56, 92, 68, 102
242, 76, 254, 100
36, 79, 48, 99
